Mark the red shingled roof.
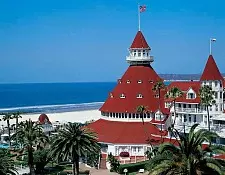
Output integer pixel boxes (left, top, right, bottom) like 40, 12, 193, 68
168, 81, 201, 92
87, 119, 167, 144
200, 55, 223, 81
100, 65, 168, 113
130, 31, 150, 49
166, 81, 201, 104
214, 154, 225, 160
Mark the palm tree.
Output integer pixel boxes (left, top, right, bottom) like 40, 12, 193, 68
136, 105, 148, 125
146, 124, 224, 175
0, 148, 17, 175
199, 85, 216, 131
152, 81, 165, 142
12, 111, 22, 147
49, 122, 100, 175
165, 86, 183, 126
12, 119, 48, 175
2, 113, 14, 147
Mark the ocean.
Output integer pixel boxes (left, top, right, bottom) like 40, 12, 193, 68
0, 82, 116, 113
0, 81, 170, 113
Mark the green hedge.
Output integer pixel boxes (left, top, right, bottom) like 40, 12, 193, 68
118, 161, 148, 174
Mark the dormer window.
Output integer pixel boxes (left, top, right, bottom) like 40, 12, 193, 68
149, 80, 154, 84
109, 93, 113, 98
187, 93, 195, 99
120, 94, 126, 98
127, 80, 131, 84
154, 94, 159, 98
137, 94, 143, 98
118, 79, 122, 84
137, 80, 142, 84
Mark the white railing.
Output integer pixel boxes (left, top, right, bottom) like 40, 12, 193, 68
175, 107, 203, 113
126, 56, 154, 62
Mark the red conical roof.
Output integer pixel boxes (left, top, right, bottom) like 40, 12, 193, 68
100, 65, 169, 114
200, 55, 223, 81
130, 31, 150, 49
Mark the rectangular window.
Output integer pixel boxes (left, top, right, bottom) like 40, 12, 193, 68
215, 81, 218, 87
183, 104, 186, 108
209, 81, 212, 87
178, 103, 181, 108
215, 92, 218, 99
189, 115, 191, 122
184, 115, 187, 122
220, 92, 222, 99
188, 104, 191, 108
215, 104, 218, 111
194, 115, 196, 123
210, 106, 212, 111
220, 104, 223, 111
138, 50, 141, 56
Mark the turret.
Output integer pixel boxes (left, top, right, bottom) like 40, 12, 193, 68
126, 31, 154, 65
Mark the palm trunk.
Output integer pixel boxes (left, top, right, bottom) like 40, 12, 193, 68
28, 146, 35, 175
75, 157, 80, 175
158, 90, 163, 143
7, 120, 11, 147
206, 105, 210, 131
172, 100, 177, 126
72, 161, 76, 175
16, 117, 18, 148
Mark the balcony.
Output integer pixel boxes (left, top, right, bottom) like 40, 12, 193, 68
126, 56, 154, 62
175, 107, 203, 113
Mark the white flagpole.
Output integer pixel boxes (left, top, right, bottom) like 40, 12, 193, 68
210, 38, 212, 55
138, 4, 141, 31
210, 38, 216, 55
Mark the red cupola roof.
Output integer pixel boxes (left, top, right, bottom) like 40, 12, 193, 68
100, 65, 168, 114
200, 55, 223, 81
130, 31, 150, 49
38, 114, 51, 125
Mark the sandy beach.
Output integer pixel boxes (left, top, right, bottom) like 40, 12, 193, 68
0, 110, 101, 127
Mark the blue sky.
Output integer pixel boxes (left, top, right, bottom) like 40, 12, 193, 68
0, 0, 225, 83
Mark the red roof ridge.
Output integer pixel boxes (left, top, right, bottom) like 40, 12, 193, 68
130, 31, 150, 49
200, 55, 223, 81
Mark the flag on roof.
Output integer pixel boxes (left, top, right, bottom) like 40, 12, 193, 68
139, 5, 146, 13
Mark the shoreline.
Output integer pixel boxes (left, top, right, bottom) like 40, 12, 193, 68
0, 110, 101, 127
0, 102, 104, 114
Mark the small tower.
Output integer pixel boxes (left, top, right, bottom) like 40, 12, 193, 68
200, 55, 224, 114
126, 31, 154, 65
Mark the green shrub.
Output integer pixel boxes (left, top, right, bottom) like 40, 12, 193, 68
108, 153, 120, 172
118, 161, 148, 174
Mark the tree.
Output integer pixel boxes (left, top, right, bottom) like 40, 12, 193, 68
0, 148, 17, 175
12, 111, 22, 148
136, 105, 148, 125
199, 85, 216, 131
49, 122, 100, 175
33, 148, 51, 174
2, 113, 14, 147
146, 124, 224, 175
11, 119, 48, 175
165, 86, 183, 126
152, 81, 165, 142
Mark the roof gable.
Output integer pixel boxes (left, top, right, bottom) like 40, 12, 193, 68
200, 55, 223, 81
130, 31, 150, 49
